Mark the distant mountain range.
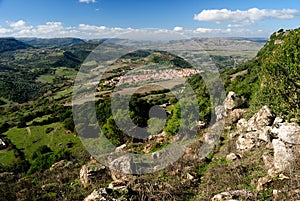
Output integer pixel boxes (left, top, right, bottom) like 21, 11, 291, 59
18, 37, 85, 48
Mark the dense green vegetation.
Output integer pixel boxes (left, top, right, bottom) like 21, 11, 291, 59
0, 38, 102, 103
0, 38, 31, 53
19, 37, 85, 48
226, 28, 300, 121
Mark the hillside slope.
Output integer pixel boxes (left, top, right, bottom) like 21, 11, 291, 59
0, 38, 32, 53
225, 28, 300, 122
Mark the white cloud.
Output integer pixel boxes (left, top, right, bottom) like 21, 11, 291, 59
0, 27, 12, 34
194, 8, 299, 24
173, 26, 183, 31
79, 24, 106, 31
227, 24, 243, 28
79, 0, 96, 3
0, 21, 271, 39
36, 22, 64, 34
9, 20, 26, 28
194, 28, 231, 34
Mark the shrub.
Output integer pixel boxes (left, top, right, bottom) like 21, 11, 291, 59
27, 149, 70, 175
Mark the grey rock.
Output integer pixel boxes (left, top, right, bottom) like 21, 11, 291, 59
236, 133, 257, 151
223, 91, 245, 111
256, 176, 270, 192
257, 126, 271, 142
227, 109, 245, 124
262, 152, 274, 169
237, 118, 248, 131
212, 190, 255, 201
272, 139, 294, 172
109, 155, 133, 174
84, 188, 127, 201
246, 106, 274, 131
226, 153, 238, 161
115, 144, 127, 153
271, 122, 300, 145
215, 105, 226, 121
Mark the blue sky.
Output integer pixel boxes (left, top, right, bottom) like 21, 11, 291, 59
0, 0, 299, 38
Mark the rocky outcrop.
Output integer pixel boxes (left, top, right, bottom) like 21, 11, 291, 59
109, 155, 133, 175
220, 103, 300, 195
211, 189, 256, 201
231, 105, 300, 175
246, 106, 274, 131
223, 91, 245, 111
227, 109, 245, 124
271, 122, 300, 145
215, 91, 245, 122
234, 106, 274, 151
80, 162, 106, 187
83, 188, 127, 201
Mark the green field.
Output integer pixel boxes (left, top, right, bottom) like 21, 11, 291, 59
4, 123, 83, 163
37, 74, 55, 84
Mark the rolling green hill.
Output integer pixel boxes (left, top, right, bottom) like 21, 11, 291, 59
0, 38, 32, 53
0, 29, 299, 200
19, 37, 85, 48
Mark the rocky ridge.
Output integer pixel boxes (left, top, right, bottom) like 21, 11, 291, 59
79, 91, 299, 200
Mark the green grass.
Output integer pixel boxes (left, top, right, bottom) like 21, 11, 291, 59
28, 114, 52, 125
4, 123, 83, 163
55, 67, 77, 79
53, 88, 73, 100
37, 74, 55, 84
0, 149, 18, 167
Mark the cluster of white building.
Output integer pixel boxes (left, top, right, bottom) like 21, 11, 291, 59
117, 68, 199, 85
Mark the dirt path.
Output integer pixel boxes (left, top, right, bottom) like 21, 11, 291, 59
230, 69, 248, 81
26, 127, 31, 136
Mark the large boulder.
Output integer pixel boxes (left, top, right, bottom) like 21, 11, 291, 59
271, 122, 300, 145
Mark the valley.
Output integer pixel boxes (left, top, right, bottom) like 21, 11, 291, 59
0, 28, 299, 200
